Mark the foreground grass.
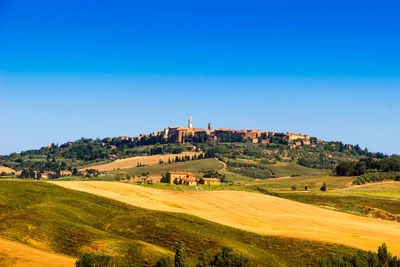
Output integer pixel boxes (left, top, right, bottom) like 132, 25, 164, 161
0, 180, 358, 266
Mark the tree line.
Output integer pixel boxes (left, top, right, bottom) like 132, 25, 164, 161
75, 242, 251, 267
335, 156, 400, 176
320, 243, 400, 267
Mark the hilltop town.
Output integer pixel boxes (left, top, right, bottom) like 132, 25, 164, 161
132, 115, 315, 147
0, 115, 377, 181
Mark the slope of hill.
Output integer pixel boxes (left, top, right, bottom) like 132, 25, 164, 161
124, 158, 224, 178
50, 181, 400, 256
0, 237, 75, 266
79, 151, 202, 171
0, 180, 358, 266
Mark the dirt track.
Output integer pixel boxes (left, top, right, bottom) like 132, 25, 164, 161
0, 238, 75, 266
79, 152, 201, 171
50, 181, 400, 255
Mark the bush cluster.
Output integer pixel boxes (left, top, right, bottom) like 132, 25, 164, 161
320, 243, 400, 267
353, 172, 400, 185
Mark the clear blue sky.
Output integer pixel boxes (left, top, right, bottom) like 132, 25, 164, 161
0, 0, 399, 155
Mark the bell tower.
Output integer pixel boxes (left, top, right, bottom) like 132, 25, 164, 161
188, 115, 192, 128
208, 122, 212, 131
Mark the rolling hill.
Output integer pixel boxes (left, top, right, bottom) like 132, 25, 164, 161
0, 180, 358, 266
50, 181, 400, 256
79, 151, 202, 171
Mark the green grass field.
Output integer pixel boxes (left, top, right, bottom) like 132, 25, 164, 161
0, 180, 359, 266
338, 182, 400, 198
246, 175, 354, 191
227, 157, 330, 179
124, 158, 224, 177
266, 162, 331, 177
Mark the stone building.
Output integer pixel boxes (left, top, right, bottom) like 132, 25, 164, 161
166, 171, 196, 186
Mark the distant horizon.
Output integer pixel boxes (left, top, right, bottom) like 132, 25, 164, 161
0, 115, 396, 156
1, 1, 399, 155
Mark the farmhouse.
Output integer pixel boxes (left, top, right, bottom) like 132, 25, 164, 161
199, 178, 221, 185
166, 171, 196, 186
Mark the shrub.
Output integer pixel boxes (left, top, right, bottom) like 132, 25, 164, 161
154, 257, 171, 267
353, 171, 400, 185
75, 252, 132, 267
211, 247, 251, 267
320, 182, 327, 191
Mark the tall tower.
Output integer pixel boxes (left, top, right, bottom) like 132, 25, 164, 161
208, 122, 212, 131
188, 115, 192, 128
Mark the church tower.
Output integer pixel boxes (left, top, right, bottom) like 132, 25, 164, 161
188, 115, 192, 128
208, 122, 212, 131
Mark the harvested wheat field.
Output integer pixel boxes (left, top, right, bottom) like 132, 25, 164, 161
51, 181, 400, 255
0, 238, 75, 267
0, 166, 15, 174
79, 152, 202, 171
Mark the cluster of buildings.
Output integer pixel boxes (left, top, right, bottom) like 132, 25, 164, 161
131, 116, 312, 147
166, 171, 221, 186
122, 171, 221, 186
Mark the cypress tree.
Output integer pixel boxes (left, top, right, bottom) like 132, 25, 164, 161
175, 242, 187, 267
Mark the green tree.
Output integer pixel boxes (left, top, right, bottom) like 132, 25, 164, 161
196, 251, 211, 267
175, 242, 187, 267
154, 257, 171, 267
212, 247, 251, 267
320, 182, 327, 191
378, 243, 389, 266
75, 252, 113, 267
29, 169, 35, 179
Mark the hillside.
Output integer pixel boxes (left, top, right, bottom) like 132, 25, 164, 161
0, 131, 383, 176
0, 237, 75, 266
0, 180, 359, 266
124, 158, 224, 178
50, 181, 400, 256
79, 151, 202, 171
